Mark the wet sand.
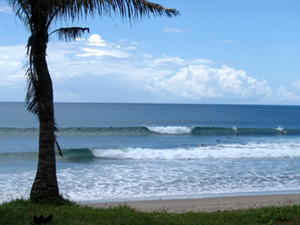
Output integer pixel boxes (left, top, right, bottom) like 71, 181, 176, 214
81, 194, 300, 213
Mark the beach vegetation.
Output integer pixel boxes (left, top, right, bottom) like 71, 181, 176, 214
1, 199, 300, 225
5, 0, 179, 203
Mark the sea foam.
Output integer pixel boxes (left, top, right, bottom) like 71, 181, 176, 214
276, 126, 287, 133
91, 142, 300, 160
147, 126, 192, 134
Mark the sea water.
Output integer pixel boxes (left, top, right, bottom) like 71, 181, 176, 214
1, 102, 300, 203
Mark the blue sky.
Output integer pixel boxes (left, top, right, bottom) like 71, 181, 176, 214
1, 0, 300, 105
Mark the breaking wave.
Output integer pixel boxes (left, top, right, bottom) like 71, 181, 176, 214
4, 141, 300, 162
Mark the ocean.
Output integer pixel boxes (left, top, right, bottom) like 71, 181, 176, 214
1, 102, 300, 204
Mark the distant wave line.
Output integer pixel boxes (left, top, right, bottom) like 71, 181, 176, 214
0, 126, 299, 136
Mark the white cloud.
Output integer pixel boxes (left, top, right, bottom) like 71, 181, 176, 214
87, 34, 106, 47
292, 80, 300, 90
150, 65, 272, 100
77, 47, 130, 58
162, 27, 185, 33
76, 34, 130, 58
213, 40, 234, 44
0, 4, 12, 13
0, 45, 25, 86
1, 33, 299, 104
143, 54, 153, 58
45, 35, 277, 103
153, 55, 185, 65
276, 86, 300, 101
130, 42, 140, 45
0, 44, 27, 101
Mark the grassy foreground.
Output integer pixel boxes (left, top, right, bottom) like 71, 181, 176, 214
1, 199, 300, 225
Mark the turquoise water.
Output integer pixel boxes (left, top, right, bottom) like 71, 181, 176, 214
1, 102, 300, 203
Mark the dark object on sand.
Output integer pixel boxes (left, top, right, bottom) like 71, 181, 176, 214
32, 214, 53, 225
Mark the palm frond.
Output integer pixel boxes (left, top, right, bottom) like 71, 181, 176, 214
55, 138, 63, 157
25, 31, 44, 117
25, 56, 40, 116
54, 0, 179, 22
50, 27, 90, 42
6, 0, 32, 30
25, 72, 39, 115
7, 0, 179, 34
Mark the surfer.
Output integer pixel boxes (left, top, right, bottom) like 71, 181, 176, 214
281, 129, 287, 134
233, 127, 239, 132
277, 126, 287, 134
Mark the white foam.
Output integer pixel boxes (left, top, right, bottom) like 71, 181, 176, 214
0, 171, 34, 203
57, 161, 300, 203
147, 126, 192, 134
1, 151, 300, 204
276, 126, 286, 133
2, 141, 300, 204
92, 142, 300, 160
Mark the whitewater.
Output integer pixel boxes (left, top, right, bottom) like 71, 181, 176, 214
1, 102, 300, 203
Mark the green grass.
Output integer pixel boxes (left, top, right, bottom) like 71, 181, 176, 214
1, 199, 300, 225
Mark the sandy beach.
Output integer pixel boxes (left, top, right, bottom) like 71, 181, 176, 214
81, 194, 300, 213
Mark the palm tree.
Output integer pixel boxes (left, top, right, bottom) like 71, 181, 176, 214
6, 0, 179, 202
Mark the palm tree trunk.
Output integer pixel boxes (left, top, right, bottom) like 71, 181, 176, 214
30, 38, 59, 201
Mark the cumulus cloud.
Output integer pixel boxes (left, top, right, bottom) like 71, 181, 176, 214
150, 65, 272, 100
87, 34, 106, 47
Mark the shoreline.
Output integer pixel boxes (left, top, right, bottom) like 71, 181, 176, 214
81, 193, 300, 213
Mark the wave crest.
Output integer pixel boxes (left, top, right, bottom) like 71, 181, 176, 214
147, 126, 192, 134
91, 142, 300, 160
